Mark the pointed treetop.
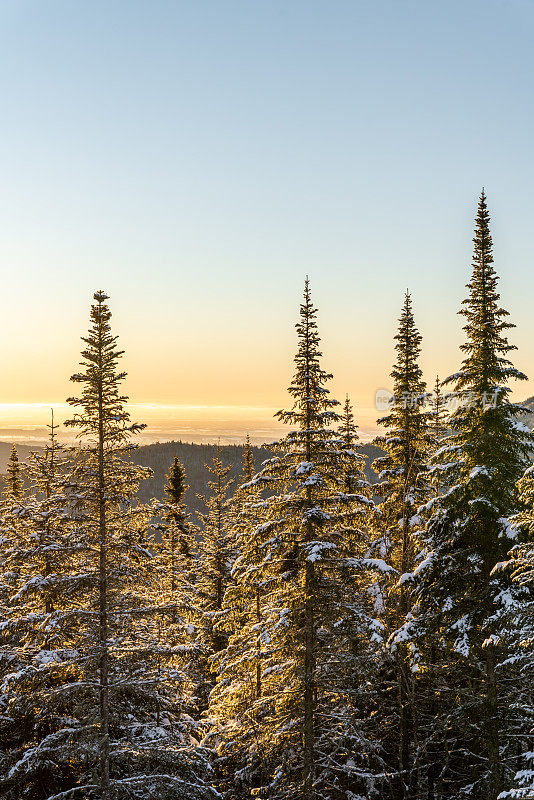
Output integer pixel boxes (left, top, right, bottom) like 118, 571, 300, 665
47, 407, 60, 445
444, 191, 527, 397
93, 290, 110, 303
277, 278, 339, 435
5, 444, 22, 499
165, 456, 188, 505
65, 291, 145, 442
376, 291, 428, 487
391, 291, 423, 390
339, 394, 359, 450
242, 434, 255, 482
429, 375, 448, 441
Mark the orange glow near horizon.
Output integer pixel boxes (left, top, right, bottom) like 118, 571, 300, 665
0, 401, 383, 446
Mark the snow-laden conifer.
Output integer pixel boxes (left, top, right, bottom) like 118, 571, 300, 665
4, 444, 22, 499
370, 291, 431, 798
208, 438, 272, 797
0, 414, 91, 800
416, 192, 534, 800
195, 449, 234, 710
150, 455, 204, 727
215, 280, 383, 800
59, 291, 216, 799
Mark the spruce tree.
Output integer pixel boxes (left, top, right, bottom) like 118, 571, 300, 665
4, 444, 22, 499
337, 394, 374, 552
63, 291, 216, 799
417, 192, 534, 799
338, 394, 367, 494
160, 456, 197, 614
208, 437, 268, 797
195, 449, 234, 708
214, 280, 384, 800
241, 434, 255, 483
151, 456, 200, 721
0, 414, 88, 799
371, 291, 430, 799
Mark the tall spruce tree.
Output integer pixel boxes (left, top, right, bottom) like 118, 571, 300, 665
63, 291, 216, 799
416, 192, 534, 799
214, 280, 385, 800
371, 291, 430, 799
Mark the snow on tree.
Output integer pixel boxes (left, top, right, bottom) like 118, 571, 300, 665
0, 290, 219, 800
4, 444, 22, 499
369, 290, 431, 798
416, 192, 534, 800
150, 455, 204, 728
207, 436, 274, 797
337, 395, 374, 555
210, 280, 383, 800
0, 413, 93, 800
495, 463, 534, 800
195, 448, 235, 711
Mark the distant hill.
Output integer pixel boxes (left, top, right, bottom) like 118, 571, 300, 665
0, 441, 43, 473
519, 396, 534, 430
132, 439, 384, 520
132, 441, 271, 518
13, 397, 534, 517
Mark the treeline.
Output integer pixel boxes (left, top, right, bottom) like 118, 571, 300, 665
133, 441, 271, 517
132, 440, 383, 518
1, 191, 534, 800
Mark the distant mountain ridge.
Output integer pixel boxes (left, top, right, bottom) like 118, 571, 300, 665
132, 439, 384, 519
2, 397, 532, 511
519, 396, 534, 429
0, 442, 43, 473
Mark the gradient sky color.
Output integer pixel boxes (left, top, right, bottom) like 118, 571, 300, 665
1, 1, 533, 440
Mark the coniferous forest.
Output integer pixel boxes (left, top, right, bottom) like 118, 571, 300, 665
2, 191, 534, 800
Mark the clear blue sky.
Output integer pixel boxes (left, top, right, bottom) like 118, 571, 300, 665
1, 0, 533, 428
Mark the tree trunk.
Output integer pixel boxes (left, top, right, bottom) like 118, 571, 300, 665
98, 349, 110, 798
303, 561, 315, 799
485, 643, 501, 799
256, 585, 262, 698
398, 502, 413, 799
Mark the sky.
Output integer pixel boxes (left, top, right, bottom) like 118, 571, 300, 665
1, 0, 534, 443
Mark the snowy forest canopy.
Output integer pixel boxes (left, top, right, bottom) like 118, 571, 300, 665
1, 191, 534, 800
